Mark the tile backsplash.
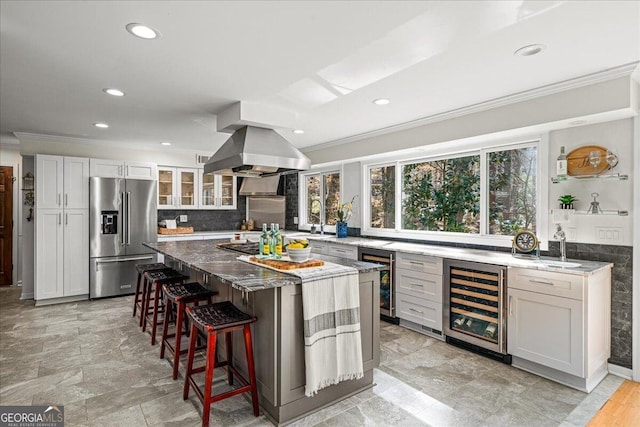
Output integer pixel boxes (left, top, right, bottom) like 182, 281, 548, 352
158, 195, 247, 231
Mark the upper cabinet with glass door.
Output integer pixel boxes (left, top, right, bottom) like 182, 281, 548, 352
199, 171, 236, 210
158, 167, 198, 209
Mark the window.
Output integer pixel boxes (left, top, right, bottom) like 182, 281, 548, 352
302, 170, 341, 228
488, 146, 537, 235
402, 155, 480, 233
369, 165, 395, 229
364, 139, 540, 246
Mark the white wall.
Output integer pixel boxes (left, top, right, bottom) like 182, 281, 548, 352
548, 119, 634, 245
305, 75, 635, 164
0, 145, 22, 286
18, 135, 210, 169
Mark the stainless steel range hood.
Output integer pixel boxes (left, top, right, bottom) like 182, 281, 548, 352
204, 126, 311, 178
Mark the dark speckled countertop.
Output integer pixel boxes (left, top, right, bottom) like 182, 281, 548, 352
143, 240, 384, 292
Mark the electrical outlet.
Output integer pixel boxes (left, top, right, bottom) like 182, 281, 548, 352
566, 227, 577, 242
293, 216, 298, 224
179, 215, 188, 223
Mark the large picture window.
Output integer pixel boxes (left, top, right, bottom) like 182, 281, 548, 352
402, 155, 480, 233
364, 140, 540, 245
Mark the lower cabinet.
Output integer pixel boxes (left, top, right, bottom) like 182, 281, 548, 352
36, 208, 89, 302
395, 252, 443, 339
507, 267, 611, 392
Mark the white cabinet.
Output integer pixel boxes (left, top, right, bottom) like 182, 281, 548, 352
310, 241, 358, 259
63, 210, 89, 296
35, 209, 64, 300
201, 172, 236, 209
90, 158, 157, 180
396, 252, 443, 339
36, 155, 89, 209
158, 167, 236, 210
158, 167, 198, 209
507, 267, 611, 392
35, 155, 89, 303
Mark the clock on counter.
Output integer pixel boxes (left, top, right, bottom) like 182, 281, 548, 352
512, 229, 540, 259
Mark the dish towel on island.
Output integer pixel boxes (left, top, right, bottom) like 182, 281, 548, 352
236, 255, 364, 396
302, 272, 363, 397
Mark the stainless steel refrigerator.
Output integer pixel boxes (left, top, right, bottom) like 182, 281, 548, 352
89, 177, 157, 298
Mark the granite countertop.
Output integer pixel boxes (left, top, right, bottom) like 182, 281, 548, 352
287, 234, 612, 276
143, 240, 384, 292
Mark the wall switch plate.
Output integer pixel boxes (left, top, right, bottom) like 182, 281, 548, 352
293, 216, 298, 224
566, 227, 577, 241
179, 215, 188, 223
595, 226, 623, 244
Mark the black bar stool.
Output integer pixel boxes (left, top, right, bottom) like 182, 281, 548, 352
133, 263, 170, 324
183, 301, 259, 427
142, 269, 189, 345
160, 282, 217, 380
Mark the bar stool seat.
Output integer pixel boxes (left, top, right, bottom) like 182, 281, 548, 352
143, 269, 189, 345
133, 263, 170, 323
160, 282, 218, 380
183, 301, 259, 427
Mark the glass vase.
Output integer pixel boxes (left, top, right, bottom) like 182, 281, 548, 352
336, 221, 348, 238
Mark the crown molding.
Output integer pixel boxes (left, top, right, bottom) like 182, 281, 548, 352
303, 62, 639, 153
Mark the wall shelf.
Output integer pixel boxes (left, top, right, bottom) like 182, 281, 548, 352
551, 173, 628, 183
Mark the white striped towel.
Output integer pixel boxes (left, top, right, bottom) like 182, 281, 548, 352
301, 272, 363, 397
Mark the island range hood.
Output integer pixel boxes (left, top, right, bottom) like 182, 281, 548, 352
204, 125, 311, 178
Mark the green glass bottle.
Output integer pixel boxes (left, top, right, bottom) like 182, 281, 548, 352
274, 223, 283, 259
259, 223, 270, 256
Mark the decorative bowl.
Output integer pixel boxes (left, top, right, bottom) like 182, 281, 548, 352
286, 247, 311, 262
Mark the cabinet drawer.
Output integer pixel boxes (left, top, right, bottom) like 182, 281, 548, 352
325, 242, 358, 260
396, 269, 442, 303
396, 252, 443, 275
311, 241, 328, 255
396, 293, 442, 330
509, 268, 584, 300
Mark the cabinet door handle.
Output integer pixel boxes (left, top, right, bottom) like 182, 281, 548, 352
409, 307, 423, 314
58, 213, 61, 225
411, 283, 424, 287
509, 295, 513, 316
65, 193, 68, 206
57, 193, 61, 206
65, 213, 68, 225
410, 261, 424, 266
529, 279, 554, 286
126, 165, 129, 176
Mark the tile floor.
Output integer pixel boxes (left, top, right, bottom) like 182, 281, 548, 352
0, 286, 624, 426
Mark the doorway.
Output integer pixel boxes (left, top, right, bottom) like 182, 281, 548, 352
0, 166, 13, 286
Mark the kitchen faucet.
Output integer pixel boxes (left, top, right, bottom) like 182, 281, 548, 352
553, 224, 567, 262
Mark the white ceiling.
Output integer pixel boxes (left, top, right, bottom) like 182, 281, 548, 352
1, 1, 638, 154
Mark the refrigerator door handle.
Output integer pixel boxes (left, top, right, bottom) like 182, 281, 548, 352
127, 191, 132, 245
121, 192, 126, 246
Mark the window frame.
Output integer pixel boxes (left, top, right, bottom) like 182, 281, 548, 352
362, 135, 548, 249
298, 165, 343, 233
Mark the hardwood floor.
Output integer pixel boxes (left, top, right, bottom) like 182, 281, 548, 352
587, 380, 640, 426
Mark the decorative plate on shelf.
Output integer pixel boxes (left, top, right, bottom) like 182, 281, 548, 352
567, 145, 610, 176
513, 230, 538, 253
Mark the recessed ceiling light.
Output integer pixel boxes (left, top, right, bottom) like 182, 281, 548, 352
94, 123, 109, 128
373, 98, 390, 105
125, 23, 160, 40
161, 142, 171, 146
103, 88, 125, 97
514, 44, 545, 57
293, 129, 304, 134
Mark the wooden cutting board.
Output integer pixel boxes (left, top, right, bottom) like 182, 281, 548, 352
567, 145, 610, 176
158, 226, 194, 235
249, 256, 324, 270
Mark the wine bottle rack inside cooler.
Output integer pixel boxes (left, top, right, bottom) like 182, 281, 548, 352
444, 259, 508, 359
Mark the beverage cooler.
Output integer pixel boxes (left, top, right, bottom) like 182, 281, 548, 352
443, 259, 511, 363
358, 248, 397, 323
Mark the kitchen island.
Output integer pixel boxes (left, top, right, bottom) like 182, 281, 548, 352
143, 240, 383, 426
